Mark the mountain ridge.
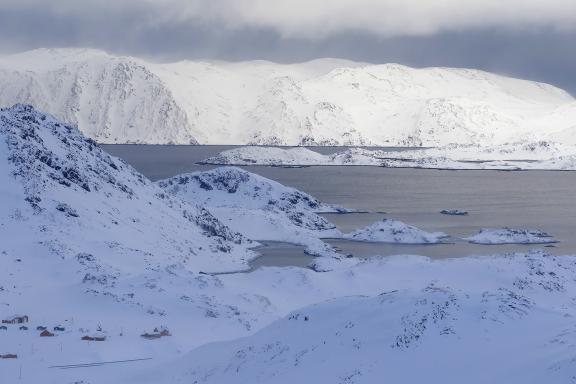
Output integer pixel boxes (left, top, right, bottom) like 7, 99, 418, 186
0, 48, 575, 146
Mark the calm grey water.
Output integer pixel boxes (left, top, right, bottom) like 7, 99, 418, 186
102, 145, 576, 269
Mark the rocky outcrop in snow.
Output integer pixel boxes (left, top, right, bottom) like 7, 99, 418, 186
440, 209, 468, 216
343, 219, 448, 244
464, 228, 557, 244
157, 166, 347, 257
2, 48, 576, 146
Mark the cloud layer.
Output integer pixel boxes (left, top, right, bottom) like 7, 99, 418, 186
0, 1, 575, 94
3, 0, 576, 38
173, 0, 576, 38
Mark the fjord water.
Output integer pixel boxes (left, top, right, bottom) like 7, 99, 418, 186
103, 145, 576, 267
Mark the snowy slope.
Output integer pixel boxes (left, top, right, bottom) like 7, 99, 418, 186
0, 104, 275, 383
1, 48, 576, 146
138, 251, 576, 384
0, 104, 253, 273
157, 166, 347, 256
0, 104, 308, 384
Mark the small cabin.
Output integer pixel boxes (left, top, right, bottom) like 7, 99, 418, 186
2, 315, 29, 324
36, 326, 47, 331
154, 327, 171, 337
81, 335, 95, 341
0, 326, 7, 331
19, 326, 28, 331
40, 330, 55, 337
53, 326, 65, 332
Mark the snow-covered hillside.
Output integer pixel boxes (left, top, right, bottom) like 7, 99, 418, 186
3, 105, 576, 384
157, 167, 346, 256
138, 251, 576, 384
1, 48, 575, 146
0, 104, 253, 273
0, 104, 286, 383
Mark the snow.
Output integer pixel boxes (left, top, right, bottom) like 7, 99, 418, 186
343, 218, 448, 244
2, 104, 576, 384
135, 250, 576, 384
2, 48, 576, 146
157, 166, 347, 257
0, 105, 278, 383
203, 142, 576, 170
465, 228, 558, 244
0, 49, 196, 144
0, 104, 254, 274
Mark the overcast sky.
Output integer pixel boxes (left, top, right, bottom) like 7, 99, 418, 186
1, 0, 575, 94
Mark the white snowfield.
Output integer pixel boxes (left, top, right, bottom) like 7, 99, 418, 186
202, 142, 576, 170
465, 228, 558, 244
3, 105, 576, 383
137, 251, 576, 384
343, 218, 448, 244
2, 48, 576, 146
157, 166, 346, 257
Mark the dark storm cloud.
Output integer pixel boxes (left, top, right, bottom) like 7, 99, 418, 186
0, 0, 575, 95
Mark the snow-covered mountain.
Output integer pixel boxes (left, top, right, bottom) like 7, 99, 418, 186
0, 49, 196, 144
1, 48, 575, 146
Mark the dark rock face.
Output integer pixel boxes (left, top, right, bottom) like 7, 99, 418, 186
56, 203, 79, 217
1, 104, 133, 200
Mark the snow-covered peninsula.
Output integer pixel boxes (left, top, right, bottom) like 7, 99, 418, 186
202, 142, 576, 170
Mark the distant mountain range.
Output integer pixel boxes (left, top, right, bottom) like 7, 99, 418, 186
1, 48, 575, 146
